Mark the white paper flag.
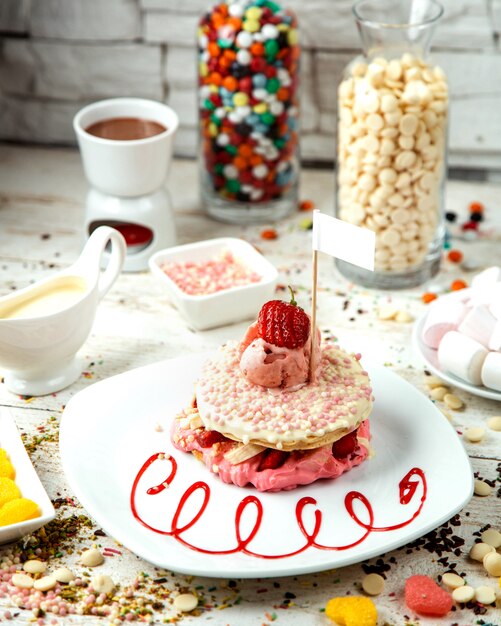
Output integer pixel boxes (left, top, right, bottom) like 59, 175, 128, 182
312, 211, 375, 271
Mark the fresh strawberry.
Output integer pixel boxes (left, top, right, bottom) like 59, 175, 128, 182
331, 430, 358, 459
257, 286, 310, 349
258, 448, 289, 471
195, 429, 229, 448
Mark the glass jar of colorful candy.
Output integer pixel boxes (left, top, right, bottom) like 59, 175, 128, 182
336, 0, 448, 289
198, 0, 300, 224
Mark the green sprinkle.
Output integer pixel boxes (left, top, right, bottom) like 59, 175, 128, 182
226, 179, 240, 193
267, 77, 280, 93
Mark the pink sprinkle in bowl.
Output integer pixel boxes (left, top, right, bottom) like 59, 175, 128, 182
149, 237, 278, 330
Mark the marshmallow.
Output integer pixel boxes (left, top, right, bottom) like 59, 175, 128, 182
489, 321, 501, 351
458, 305, 497, 348
438, 331, 488, 386
422, 300, 468, 349
471, 266, 501, 292
468, 281, 501, 307
481, 352, 501, 392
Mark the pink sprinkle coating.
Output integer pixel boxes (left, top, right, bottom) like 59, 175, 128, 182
196, 342, 373, 444
161, 249, 262, 296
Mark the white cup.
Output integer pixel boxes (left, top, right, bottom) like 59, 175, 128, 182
73, 98, 179, 197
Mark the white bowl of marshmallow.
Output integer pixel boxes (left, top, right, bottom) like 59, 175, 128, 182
414, 266, 501, 394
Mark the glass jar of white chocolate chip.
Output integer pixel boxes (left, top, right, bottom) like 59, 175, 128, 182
335, 0, 447, 288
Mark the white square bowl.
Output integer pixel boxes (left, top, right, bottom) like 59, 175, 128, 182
149, 237, 278, 330
0, 409, 56, 545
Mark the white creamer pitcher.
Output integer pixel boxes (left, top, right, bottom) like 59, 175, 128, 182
0, 227, 126, 396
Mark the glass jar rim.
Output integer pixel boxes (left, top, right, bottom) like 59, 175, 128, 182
353, 0, 444, 30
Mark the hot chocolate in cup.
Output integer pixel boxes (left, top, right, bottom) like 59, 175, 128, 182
73, 98, 179, 197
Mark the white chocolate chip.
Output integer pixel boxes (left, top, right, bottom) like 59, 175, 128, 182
362, 573, 385, 596
452, 585, 474, 603
474, 480, 492, 497
33, 575, 57, 592
80, 548, 104, 567
377, 305, 398, 321
464, 427, 485, 443
441, 572, 465, 590
92, 574, 115, 595
425, 375, 446, 389
395, 310, 414, 323
483, 551, 501, 577
470, 542, 495, 561
23, 560, 47, 575
52, 567, 75, 584
444, 394, 463, 410
475, 586, 496, 605
174, 593, 198, 612
430, 386, 448, 401
480, 528, 501, 548
11, 573, 34, 589
486, 416, 501, 431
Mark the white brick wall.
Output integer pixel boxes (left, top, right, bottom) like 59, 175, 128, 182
1, 0, 501, 170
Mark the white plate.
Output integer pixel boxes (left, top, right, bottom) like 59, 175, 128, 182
0, 409, 56, 544
412, 290, 501, 401
60, 354, 473, 578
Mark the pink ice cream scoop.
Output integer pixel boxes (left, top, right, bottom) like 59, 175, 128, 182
239, 321, 320, 390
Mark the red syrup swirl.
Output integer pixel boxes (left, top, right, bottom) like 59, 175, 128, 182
130, 453, 427, 559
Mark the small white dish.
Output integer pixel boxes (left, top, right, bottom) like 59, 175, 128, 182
413, 300, 501, 401
149, 237, 278, 330
0, 409, 55, 544
60, 353, 473, 578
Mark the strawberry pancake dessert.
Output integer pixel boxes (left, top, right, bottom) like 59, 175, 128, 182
171, 290, 373, 492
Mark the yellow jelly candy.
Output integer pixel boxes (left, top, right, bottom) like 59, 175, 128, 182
0, 477, 21, 508
0, 449, 15, 479
0, 498, 40, 526
325, 596, 377, 626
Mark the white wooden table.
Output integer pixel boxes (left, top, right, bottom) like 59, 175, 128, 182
0, 144, 500, 625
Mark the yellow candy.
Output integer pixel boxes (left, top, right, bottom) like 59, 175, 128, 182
253, 103, 268, 114
0, 477, 21, 508
199, 62, 208, 78
208, 123, 218, 137
288, 28, 299, 45
0, 498, 40, 526
233, 92, 249, 107
325, 596, 377, 626
277, 23, 289, 32
243, 19, 260, 33
245, 6, 262, 20
0, 449, 15, 479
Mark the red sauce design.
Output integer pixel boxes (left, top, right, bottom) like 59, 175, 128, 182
130, 453, 427, 559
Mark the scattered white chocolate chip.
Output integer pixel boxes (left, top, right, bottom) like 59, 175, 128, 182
480, 528, 501, 548
474, 479, 492, 497
395, 310, 414, 323
470, 542, 495, 561
378, 305, 398, 321
362, 573, 385, 596
430, 386, 448, 401
486, 416, 501, 431
33, 575, 57, 592
92, 574, 115, 595
52, 567, 75, 584
11, 573, 34, 589
425, 375, 446, 389
173, 593, 198, 612
23, 560, 47, 575
452, 585, 474, 603
80, 548, 104, 567
483, 551, 501, 577
475, 585, 496, 605
464, 427, 485, 443
444, 394, 463, 410
441, 572, 465, 589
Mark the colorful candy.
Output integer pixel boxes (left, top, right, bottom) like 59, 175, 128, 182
325, 596, 377, 626
0, 448, 41, 527
198, 0, 300, 211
